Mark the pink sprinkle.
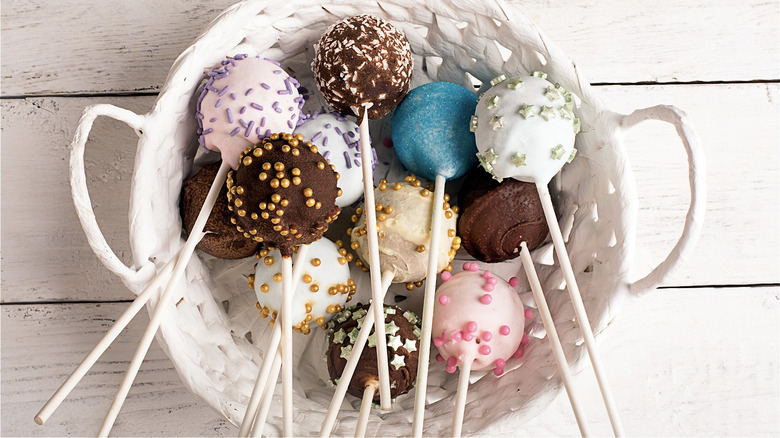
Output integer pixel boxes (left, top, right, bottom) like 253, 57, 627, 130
483, 270, 493, 279
483, 283, 495, 292
451, 331, 463, 342
469, 263, 480, 272
447, 356, 458, 367
509, 277, 520, 287
441, 271, 452, 281
462, 332, 473, 342
466, 321, 477, 333
499, 325, 511, 336
494, 368, 505, 376
436, 354, 445, 363
433, 337, 444, 347
513, 346, 525, 358
482, 331, 493, 342
521, 333, 530, 346
480, 293, 492, 304
479, 345, 491, 355
487, 277, 498, 285
495, 358, 506, 368
524, 309, 534, 319
462, 262, 472, 271
439, 295, 450, 305
446, 364, 457, 373
383, 137, 393, 148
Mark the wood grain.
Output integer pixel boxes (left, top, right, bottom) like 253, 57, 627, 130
3, 287, 776, 436
1, 0, 778, 96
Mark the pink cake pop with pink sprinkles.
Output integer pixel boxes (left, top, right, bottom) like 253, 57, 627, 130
433, 262, 529, 376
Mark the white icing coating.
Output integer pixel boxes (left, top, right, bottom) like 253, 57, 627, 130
432, 268, 525, 372
294, 112, 370, 207
253, 238, 354, 334
351, 180, 458, 283
473, 74, 579, 184
198, 56, 302, 169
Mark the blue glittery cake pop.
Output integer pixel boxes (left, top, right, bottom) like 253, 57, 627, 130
391, 81, 479, 181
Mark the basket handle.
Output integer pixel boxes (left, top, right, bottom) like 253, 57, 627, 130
69, 104, 146, 283
621, 104, 707, 296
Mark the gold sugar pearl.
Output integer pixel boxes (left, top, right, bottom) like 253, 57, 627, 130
445, 211, 454, 219
350, 242, 360, 250
317, 162, 325, 170
253, 148, 263, 158
405, 283, 415, 291
234, 199, 243, 208
259, 172, 268, 181
338, 257, 347, 265
443, 202, 451, 210
280, 199, 289, 207
311, 258, 321, 267
230, 217, 237, 224
303, 274, 312, 284
264, 142, 273, 150
305, 303, 313, 313
412, 180, 422, 187
375, 203, 383, 211
276, 209, 284, 217
271, 218, 281, 224
242, 156, 253, 166
268, 203, 275, 211
260, 284, 270, 293
303, 188, 313, 197
310, 145, 319, 154
271, 194, 281, 203
345, 254, 354, 262
305, 198, 315, 207
273, 224, 283, 231
444, 194, 451, 202
270, 179, 280, 188
338, 248, 347, 256
378, 182, 387, 191
290, 138, 299, 147
280, 179, 290, 188
273, 273, 283, 282
328, 287, 337, 295
315, 202, 321, 209
236, 186, 245, 195
262, 162, 272, 170
452, 236, 462, 245
326, 304, 341, 314
394, 182, 402, 190
292, 177, 301, 185
452, 206, 460, 214
379, 178, 388, 185
445, 264, 453, 272
414, 281, 423, 287
310, 284, 319, 292
448, 229, 456, 237
337, 188, 342, 197
237, 209, 246, 217
378, 213, 387, 221
420, 189, 430, 197
316, 316, 325, 326
294, 133, 304, 141
274, 162, 285, 171
385, 206, 394, 215
270, 133, 280, 140
417, 245, 425, 253
291, 148, 300, 156
261, 212, 270, 219
282, 145, 291, 153
292, 168, 301, 176
264, 256, 275, 266
276, 172, 285, 179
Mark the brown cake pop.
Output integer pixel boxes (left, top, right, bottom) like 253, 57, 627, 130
458, 168, 548, 263
312, 14, 413, 119
326, 304, 421, 401
180, 161, 261, 259
226, 133, 341, 256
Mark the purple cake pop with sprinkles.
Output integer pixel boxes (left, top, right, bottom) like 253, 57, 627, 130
196, 54, 303, 169
294, 110, 376, 207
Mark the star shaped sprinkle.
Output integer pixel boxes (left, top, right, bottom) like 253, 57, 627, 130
573, 118, 581, 134
403, 338, 418, 353
507, 77, 523, 89
540, 105, 557, 121
518, 104, 536, 119
367, 333, 377, 348
532, 71, 548, 79
567, 148, 578, 163
510, 152, 527, 167
403, 311, 418, 324
348, 328, 359, 343
469, 115, 478, 132
385, 321, 400, 336
387, 335, 403, 351
340, 345, 353, 359
352, 308, 367, 320
544, 86, 561, 101
484, 94, 500, 110
385, 307, 396, 315
551, 144, 565, 160
477, 153, 494, 173
490, 115, 504, 131
333, 329, 347, 344
558, 106, 573, 120
390, 354, 406, 370
413, 326, 421, 338
490, 74, 507, 86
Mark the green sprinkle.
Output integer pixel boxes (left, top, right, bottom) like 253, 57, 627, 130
518, 104, 536, 119
333, 328, 347, 344
567, 148, 578, 163
551, 144, 565, 160
490, 74, 507, 86
484, 94, 500, 110
510, 152, 527, 167
390, 354, 406, 370
386, 321, 400, 336
352, 308, 367, 320
413, 326, 421, 338
403, 310, 418, 324
385, 307, 396, 315
544, 86, 560, 101
532, 71, 548, 79
490, 114, 504, 131
340, 345, 352, 359
507, 77, 524, 89
367, 333, 377, 348
540, 105, 557, 121
573, 117, 581, 134
348, 328, 359, 343
387, 335, 403, 351
403, 338, 418, 353
558, 106, 573, 120
469, 115, 478, 132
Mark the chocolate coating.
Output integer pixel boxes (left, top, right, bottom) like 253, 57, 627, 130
312, 15, 413, 119
226, 133, 341, 257
180, 161, 261, 259
326, 304, 421, 401
458, 168, 548, 262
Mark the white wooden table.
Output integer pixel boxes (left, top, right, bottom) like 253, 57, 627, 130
2, 0, 778, 436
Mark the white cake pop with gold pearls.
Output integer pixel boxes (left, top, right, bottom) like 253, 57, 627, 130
251, 237, 355, 334
472, 72, 580, 184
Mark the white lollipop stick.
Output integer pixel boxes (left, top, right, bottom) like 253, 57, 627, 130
411, 174, 446, 436
357, 103, 392, 411
354, 382, 377, 438
239, 244, 310, 437
281, 255, 294, 436
450, 358, 473, 438
319, 270, 394, 438
520, 242, 590, 436
34, 256, 176, 425
250, 346, 282, 438
536, 182, 624, 437
98, 161, 231, 437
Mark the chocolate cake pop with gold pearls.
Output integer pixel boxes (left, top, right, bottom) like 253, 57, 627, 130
226, 133, 341, 257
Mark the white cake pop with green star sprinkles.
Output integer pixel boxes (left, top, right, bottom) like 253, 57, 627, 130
472, 72, 580, 183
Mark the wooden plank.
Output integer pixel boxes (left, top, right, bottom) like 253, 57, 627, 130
1, 83, 778, 303
1, 0, 777, 96
3, 287, 777, 436
1, 302, 235, 437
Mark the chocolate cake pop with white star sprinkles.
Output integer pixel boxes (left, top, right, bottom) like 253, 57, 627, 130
312, 14, 413, 119
226, 133, 341, 256
326, 303, 421, 401
251, 238, 355, 334
472, 72, 579, 183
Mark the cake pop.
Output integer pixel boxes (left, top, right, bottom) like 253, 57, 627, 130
312, 14, 414, 410
432, 263, 527, 437
388, 81, 480, 435
180, 161, 261, 259
197, 54, 303, 169
294, 111, 374, 207
457, 167, 548, 263
472, 73, 624, 435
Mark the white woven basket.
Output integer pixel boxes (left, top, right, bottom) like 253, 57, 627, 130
69, 0, 706, 435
